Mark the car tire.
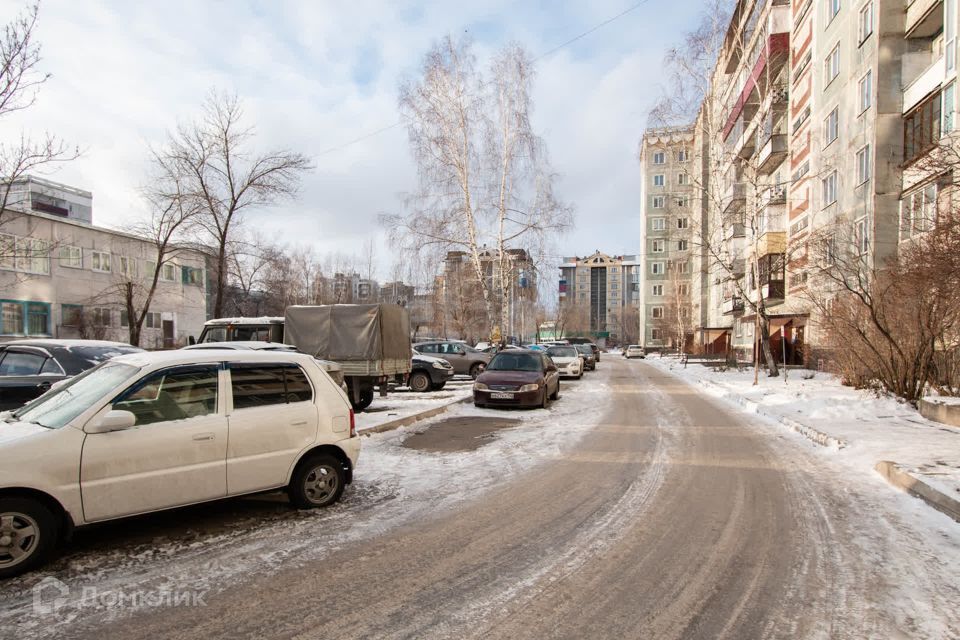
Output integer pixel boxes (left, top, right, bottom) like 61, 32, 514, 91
550, 382, 560, 400
288, 454, 346, 509
474, 401, 485, 408
408, 371, 431, 393
0, 497, 59, 579
352, 387, 374, 412
469, 363, 485, 379
431, 382, 446, 391
540, 389, 549, 409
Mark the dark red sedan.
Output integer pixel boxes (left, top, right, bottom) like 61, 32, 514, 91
473, 350, 560, 409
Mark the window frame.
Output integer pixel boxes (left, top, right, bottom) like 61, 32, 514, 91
59, 245, 83, 269
857, 2, 873, 44
856, 145, 871, 185
824, 107, 839, 146
824, 43, 840, 87
91, 251, 111, 273
821, 171, 838, 207
858, 70, 872, 114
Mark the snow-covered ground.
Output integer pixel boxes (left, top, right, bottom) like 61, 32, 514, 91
645, 355, 960, 515
3, 370, 611, 637
356, 378, 474, 431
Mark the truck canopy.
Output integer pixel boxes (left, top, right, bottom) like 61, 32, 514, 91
284, 304, 411, 363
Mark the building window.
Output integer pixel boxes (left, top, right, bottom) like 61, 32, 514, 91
652, 284, 664, 296
119, 256, 137, 279
160, 262, 178, 282
904, 90, 942, 165
944, 82, 956, 134
900, 183, 939, 239
652, 218, 666, 231
653, 151, 665, 164
677, 240, 689, 251
678, 283, 689, 296
120, 309, 129, 328
652, 196, 665, 209
92, 307, 112, 327
1, 300, 51, 336
0, 235, 50, 275
855, 217, 870, 254
145, 311, 162, 329
822, 171, 838, 206
651, 262, 665, 275
858, 2, 873, 43
948, 0, 957, 72
858, 71, 872, 113
677, 197, 689, 208
59, 246, 82, 269
651, 306, 664, 319
828, 0, 841, 21
824, 43, 840, 86
677, 173, 688, 185
652, 240, 665, 253
824, 107, 839, 145
677, 262, 690, 274
677, 217, 689, 229
61, 304, 83, 327
653, 174, 665, 187
677, 149, 688, 162
91, 251, 111, 273
856, 145, 871, 185
651, 328, 663, 341
182, 266, 204, 285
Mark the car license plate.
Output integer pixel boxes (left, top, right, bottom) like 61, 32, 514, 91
490, 392, 514, 399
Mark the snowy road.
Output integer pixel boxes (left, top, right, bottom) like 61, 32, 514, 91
4, 359, 959, 639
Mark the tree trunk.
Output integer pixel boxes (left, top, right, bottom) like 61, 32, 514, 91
759, 316, 780, 377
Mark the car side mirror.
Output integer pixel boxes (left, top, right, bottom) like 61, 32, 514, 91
188, 335, 196, 345
87, 410, 136, 434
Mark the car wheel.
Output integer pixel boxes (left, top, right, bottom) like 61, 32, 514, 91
550, 382, 560, 400
474, 401, 485, 408
0, 497, 58, 579
431, 382, 446, 391
408, 371, 431, 393
288, 454, 346, 509
540, 388, 549, 409
469, 363, 486, 379
352, 387, 374, 412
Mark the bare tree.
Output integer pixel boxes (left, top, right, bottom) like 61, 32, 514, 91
0, 2, 79, 267
157, 91, 312, 318
383, 36, 570, 343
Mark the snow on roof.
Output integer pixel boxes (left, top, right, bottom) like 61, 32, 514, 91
203, 317, 284, 326
2, 339, 139, 349
111, 348, 316, 369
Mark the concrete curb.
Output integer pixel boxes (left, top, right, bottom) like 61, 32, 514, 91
692, 374, 848, 449
360, 394, 472, 435
875, 460, 960, 523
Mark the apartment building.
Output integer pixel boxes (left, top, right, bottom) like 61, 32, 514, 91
558, 252, 641, 344
639, 126, 696, 350
0, 179, 208, 347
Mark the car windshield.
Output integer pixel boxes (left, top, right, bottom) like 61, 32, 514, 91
547, 346, 578, 358
64, 345, 144, 367
487, 353, 542, 372
576, 345, 593, 355
12, 362, 138, 429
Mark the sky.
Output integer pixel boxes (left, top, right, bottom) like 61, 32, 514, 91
3, 0, 706, 283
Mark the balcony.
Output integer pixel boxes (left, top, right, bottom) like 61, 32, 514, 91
905, 0, 944, 39
762, 184, 787, 207
722, 296, 745, 315
722, 30, 791, 140
756, 133, 788, 175
755, 231, 787, 258
761, 280, 785, 303
731, 258, 746, 276
723, 183, 746, 215
903, 54, 945, 113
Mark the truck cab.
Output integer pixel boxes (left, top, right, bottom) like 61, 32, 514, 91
195, 317, 285, 344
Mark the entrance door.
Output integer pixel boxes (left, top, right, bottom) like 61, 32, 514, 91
162, 320, 175, 348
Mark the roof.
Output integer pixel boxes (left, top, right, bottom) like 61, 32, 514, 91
203, 317, 285, 326
184, 341, 295, 350
111, 349, 318, 369
2, 339, 138, 349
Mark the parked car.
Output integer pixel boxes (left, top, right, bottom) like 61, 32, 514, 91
0, 349, 359, 578
546, 345, 584, 379
0, 340, 144, 411
413, 341, 491, 378
473, 350, 560, 409
523, 344, 548, 352
588, 343, 601, 362
624, 345, 646, 359
407, 354, 455, 392
183, 341, 346, 389
575, 344, 597, 371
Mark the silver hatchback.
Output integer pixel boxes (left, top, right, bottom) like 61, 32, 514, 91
413, 341, 492, 378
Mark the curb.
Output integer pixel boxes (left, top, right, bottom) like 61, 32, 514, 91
875, 460, 960, 523
691, 374, 848, 449
360, 394, 472, 435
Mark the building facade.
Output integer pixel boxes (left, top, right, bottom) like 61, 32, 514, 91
558, 251, 641, 344
0, 178, 208, 347
639, 126, 696, 350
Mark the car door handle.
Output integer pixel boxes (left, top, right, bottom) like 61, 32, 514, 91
291, 420, 308, 426
192, 432, 215, 441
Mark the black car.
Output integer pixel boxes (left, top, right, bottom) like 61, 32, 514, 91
407, 354, 455, 392
0, 339, 144, 410
575, 344, 597, 370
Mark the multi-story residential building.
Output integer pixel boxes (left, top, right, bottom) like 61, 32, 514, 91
441, 248, 536, 343
0, 178, 208, 347
558, 252, 641, 344
639, 125, 696, 350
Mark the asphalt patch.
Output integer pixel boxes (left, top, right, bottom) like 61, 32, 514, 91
402, 416, 522, 453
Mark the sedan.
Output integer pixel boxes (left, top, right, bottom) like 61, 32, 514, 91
0, 349, 360, 578
407, 354, 455, 392
473, 350, 560, 409
624, 345, 646, 359
575, 344, 597, 371
0, 340, 144, 411
545, 345, 583, 379
413, 341, 491, 378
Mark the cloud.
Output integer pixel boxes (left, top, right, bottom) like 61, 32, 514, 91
2, 0, 705, 279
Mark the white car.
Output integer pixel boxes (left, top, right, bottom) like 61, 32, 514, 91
624, 345, 646, 359
545, 345, 583, 379
0, 350, 360, 579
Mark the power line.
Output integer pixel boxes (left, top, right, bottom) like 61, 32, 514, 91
314, 1, 651, 158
